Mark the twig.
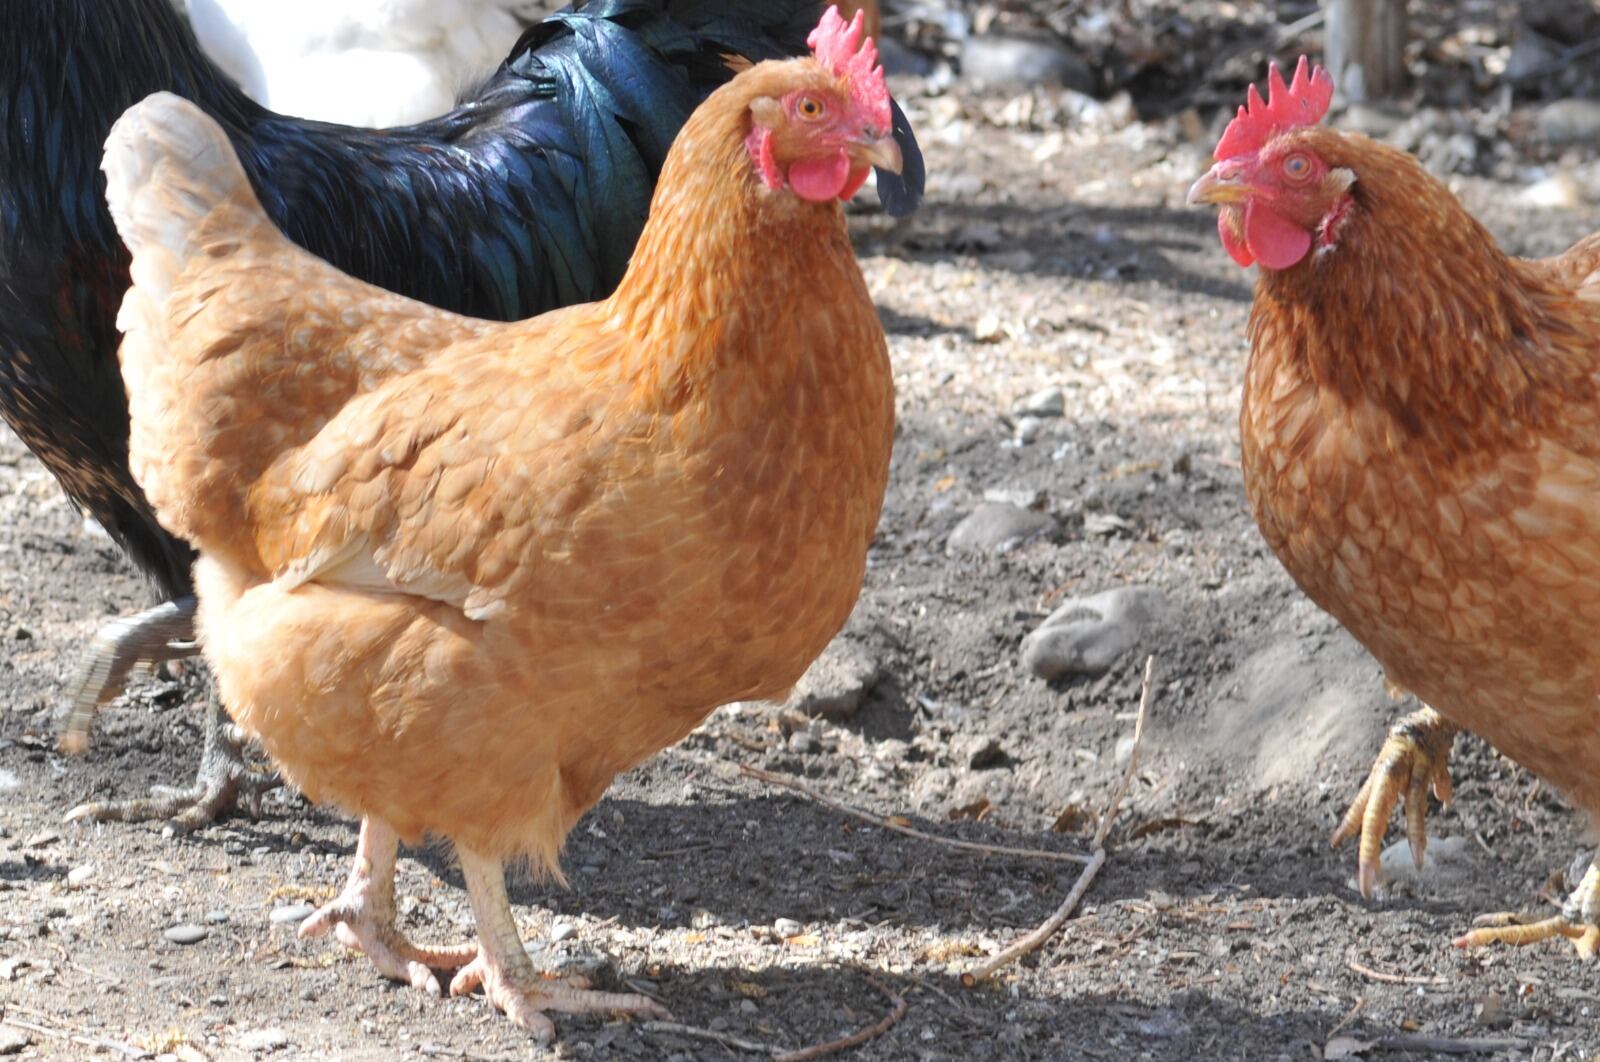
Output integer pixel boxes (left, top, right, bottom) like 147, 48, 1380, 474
1094, 656, 1152, 848
964, 657, 1155, 985
1346, 958, 1449, 986
642, 1022, 778, 1057
0, 1016, 149, 1059
644, 974, 907, 1061
739, 765, 1092, 865
1368, 1033, 1523, 1054
963, 848, 1108, 985
1326, 996, 1366, 1040
776, 975, 907, 1062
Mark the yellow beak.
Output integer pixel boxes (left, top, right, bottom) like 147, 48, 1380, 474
852, 134, 903, 174
1187, 162, 1250, 206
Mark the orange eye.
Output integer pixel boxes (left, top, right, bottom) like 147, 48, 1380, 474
1283, 153, 1313, 181
797, 96, 826, 120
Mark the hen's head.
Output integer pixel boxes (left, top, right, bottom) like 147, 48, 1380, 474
1188, 57, 1356, 270
742, 6, 902, 204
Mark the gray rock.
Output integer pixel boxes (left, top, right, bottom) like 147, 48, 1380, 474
550, 921, 578, 943
163, 923, 209, 945
269, 903, 315, 925
1021, 586, 1169, 680
1013, 416, 1048, 444
949, 503, 1054, 554
787, 641, 880, 720
788, 731, 820, 755
1538, 99, 1600, 146
1012, 387, 1065, 418
772, 918, 803, 938
0, 1027, 30, 1055
961, 35, 1094, 93
237, 1028, 290, 1053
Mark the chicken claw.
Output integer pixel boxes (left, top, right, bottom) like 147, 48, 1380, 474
300, 818, 476, 995
1332, 706, 1459, 897
66, 691, 281, 831
1455, 862, 1600, 959
453, 846, 670, 1038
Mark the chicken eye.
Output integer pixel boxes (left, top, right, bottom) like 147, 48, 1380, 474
796, 96, 826, 121
1283, 153, 1313, 181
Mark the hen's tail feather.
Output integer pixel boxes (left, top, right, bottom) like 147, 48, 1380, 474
102, 92, 261, 308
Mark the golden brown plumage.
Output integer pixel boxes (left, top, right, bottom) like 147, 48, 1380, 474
103, 7, 899, 1034
1192, 61, 1600, 953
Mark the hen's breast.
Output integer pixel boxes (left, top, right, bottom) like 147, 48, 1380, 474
1241, 343, 1600, 812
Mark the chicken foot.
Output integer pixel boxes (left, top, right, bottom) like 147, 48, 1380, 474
450, 845, 670, 1039
62, 597, 198, 751
1331, 705, 1459, 896
66, 687, 281, 830
300, 818, 478, 994
1456, 861, 1600, 959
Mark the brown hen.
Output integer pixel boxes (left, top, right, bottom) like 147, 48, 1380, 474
101, 7, 899, 1034
1190, 59, 1600, 953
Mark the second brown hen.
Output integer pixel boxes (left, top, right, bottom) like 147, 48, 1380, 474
103, 7, 899, 1034
1190, 59, 1600, 953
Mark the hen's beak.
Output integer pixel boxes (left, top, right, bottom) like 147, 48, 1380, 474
1187, 161, 1249, 206
851, 132, 903, 174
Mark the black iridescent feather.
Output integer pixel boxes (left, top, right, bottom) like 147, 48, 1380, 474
0, 0, 925, 603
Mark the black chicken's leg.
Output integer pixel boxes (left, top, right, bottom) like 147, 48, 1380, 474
61, 597, 198, 753
61, 597, 281, 830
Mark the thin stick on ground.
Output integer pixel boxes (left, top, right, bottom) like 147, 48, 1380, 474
0, 1016, 148, 1059
1345, 958, 1449, 986
739, 764, 1093, 865
642, 1021, 781, 1057
776, 975, 908, 1062
643, 973, 908, 1060
964, 656, 1155, 985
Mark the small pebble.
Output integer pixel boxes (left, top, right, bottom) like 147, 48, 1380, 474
269, 903, 315, 925
550, 921, 578, 943
773, 918, 803, 938
0, 1026, 31, 1055
66, 864, 96, 888
1012, 387, 1065, 418
205, 909, 230, 925
164, 923, 209, 945
788, 731, 819, 755
238, 1027, 290, 1052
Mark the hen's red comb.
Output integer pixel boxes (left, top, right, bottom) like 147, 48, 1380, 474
808, 6, 892, 132
1214, 56, 1334, 160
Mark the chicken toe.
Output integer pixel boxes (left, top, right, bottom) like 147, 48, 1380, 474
452, 846, 670, 1037
1455, 862, 1600, 959
66, 691, 280, 830
1331, 706, 1458, 897
300, 818, 476, 994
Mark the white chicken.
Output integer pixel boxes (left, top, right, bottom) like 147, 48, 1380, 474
183, 0, 535, 127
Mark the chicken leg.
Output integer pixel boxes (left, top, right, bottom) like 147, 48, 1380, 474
1456, 860, 1600, 959
450, 845, 670, 1038
299, 817, 478, 993
61, 596, 280, 830
1331, 706, 1459, 896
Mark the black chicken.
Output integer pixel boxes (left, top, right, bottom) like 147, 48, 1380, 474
2, 0, 923, 827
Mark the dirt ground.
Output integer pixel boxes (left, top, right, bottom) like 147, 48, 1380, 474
6, 8, 1600, 1062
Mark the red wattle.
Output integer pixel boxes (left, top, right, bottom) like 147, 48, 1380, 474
787, 150, 851, 203
1218, 210, 1254, 267
1244, 202, 1312, 270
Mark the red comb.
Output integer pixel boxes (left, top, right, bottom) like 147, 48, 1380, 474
807, 6, 892, 133
1214, 56, 1334, 160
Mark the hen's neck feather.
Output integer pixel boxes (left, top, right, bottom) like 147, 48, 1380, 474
1250, 133, 1600, 450
605, 63, 859, 400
